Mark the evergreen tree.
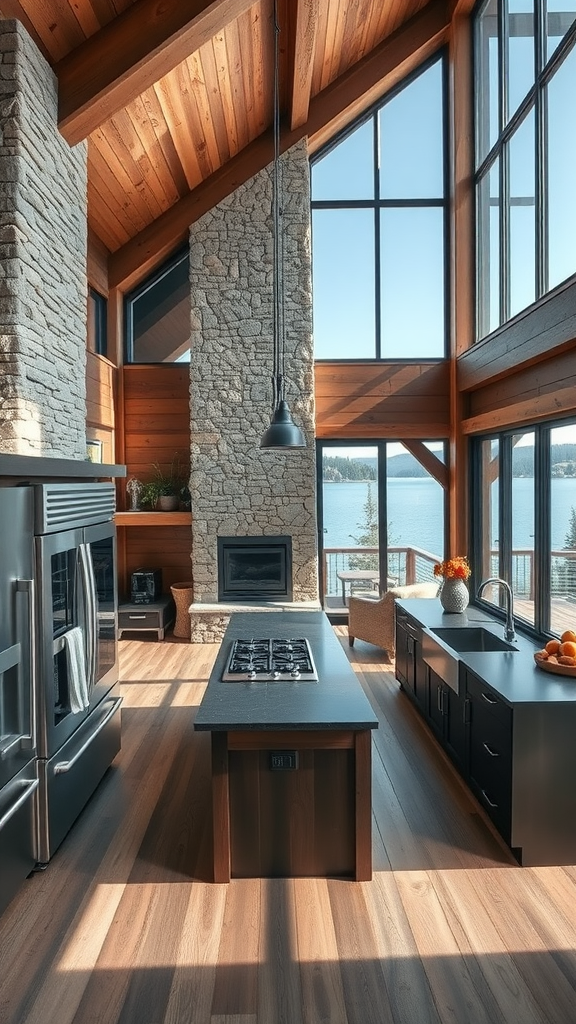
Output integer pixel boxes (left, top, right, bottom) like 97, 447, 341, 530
348, 483, 379, 571
565, 506, 576, 549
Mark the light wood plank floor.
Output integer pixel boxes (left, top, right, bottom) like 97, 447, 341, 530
2, 629, 576, 1023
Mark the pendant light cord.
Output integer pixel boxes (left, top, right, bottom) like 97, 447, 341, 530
272, 0, 285, 408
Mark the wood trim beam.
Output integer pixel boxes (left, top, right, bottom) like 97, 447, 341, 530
401, 440, 449, 488
56, 0, 255, 146
458, 281, 576, 391
290, 0, 319, 130
109, 0, 450, 289
461, 384, 576, 434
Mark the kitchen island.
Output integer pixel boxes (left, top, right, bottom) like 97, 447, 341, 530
195, 611, 378, 882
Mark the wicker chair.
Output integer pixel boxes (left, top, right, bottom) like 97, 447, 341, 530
348, 582, 439, 655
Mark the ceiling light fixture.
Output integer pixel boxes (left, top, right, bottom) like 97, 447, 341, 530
260, 0, 306, 450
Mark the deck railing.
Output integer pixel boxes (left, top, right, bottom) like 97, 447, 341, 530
323, 546, 576, 602
323, 545, 439, 599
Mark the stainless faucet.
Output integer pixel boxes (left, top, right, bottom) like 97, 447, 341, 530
477, 577, 516, 641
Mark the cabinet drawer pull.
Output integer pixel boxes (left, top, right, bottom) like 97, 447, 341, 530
481, 692, 498, 705
482, 742, 500, 757
481, 788, 498, 809
128, 615, 147, 620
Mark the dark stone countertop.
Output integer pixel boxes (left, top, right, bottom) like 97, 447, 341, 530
0, 453, 126, 480
397, 597, 576, 706
194, 610, 379, 732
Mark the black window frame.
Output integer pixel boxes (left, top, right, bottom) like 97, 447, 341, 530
124, 244, 190, 364
471, 417, 576, 639
89, 287, 108, 358
310, 50, 450, 362
474, 0, 576, 340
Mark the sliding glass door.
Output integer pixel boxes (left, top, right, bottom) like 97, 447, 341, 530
317, 441, 446, 610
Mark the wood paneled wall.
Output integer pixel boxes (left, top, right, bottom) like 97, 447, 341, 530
85, 351, 116, 464
314, 361, 451, 439
122, 364, 191, 482
118, 364, 192, 599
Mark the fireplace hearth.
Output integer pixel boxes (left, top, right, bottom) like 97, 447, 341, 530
217, 536, 293, 602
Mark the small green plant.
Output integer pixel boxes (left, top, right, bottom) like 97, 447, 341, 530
139, 454, 190, 509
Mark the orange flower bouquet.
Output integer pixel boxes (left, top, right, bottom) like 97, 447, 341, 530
433, 556, 471, 581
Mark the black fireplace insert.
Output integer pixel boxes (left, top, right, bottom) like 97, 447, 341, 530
217, 535, 293, 602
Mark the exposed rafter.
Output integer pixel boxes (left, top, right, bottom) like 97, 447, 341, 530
290, 0, 319, 130
56, 0, 255, 146
109, 0, 450, 289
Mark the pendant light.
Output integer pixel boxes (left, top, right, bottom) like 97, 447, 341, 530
260, 0, 306, 450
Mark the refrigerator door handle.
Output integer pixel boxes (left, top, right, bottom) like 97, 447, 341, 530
16, 579, 36, 751
53, 696, 122, 775
78, 544, 98, 695
0, 778, 39, 833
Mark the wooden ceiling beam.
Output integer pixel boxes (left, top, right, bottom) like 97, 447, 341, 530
109, 0, 450, 290
56, 0, 255, 146
290, 0, 319, 130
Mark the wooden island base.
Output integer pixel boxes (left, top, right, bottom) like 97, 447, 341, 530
211, 728, 372, 882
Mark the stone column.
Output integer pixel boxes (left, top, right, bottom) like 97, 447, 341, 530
188, 139, 318, 639
0, 21, 88, 457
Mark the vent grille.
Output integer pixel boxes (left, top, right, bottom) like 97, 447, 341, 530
35, 483, 116, 534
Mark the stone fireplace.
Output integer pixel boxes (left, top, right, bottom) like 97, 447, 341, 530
217, 535, 293, 603
188, 139, 319, 642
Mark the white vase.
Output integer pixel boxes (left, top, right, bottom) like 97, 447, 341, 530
439, 577, 469, 613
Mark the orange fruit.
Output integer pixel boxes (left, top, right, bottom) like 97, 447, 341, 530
535, 650, 548, 660
559, 655, 576, 666
561, 630, 576, 644
546, 639, 561, 654
559, 641, 576, 658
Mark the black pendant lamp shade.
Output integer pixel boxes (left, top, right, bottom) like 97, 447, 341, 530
259, 0, 306, 451
260, 399, 306, 450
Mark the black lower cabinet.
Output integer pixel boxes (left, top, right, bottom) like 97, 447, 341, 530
395, 608, 576, 865
466, 672, 512, 844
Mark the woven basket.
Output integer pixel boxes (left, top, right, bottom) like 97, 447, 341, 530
170, 582, 193, 639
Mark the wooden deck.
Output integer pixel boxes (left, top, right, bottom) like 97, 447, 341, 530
1, 629, 576, 1023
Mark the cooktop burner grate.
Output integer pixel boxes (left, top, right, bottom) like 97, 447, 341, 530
222, 637, 318, 681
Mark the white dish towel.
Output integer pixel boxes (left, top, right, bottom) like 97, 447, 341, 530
64, 627, 90, 713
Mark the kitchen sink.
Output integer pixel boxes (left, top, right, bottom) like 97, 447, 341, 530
421, 625, 518, 693
430, 626, 518, 654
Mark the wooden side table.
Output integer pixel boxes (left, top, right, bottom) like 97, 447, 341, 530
117, 595, 175, 639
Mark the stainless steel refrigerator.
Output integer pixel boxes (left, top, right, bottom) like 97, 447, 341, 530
0, 487, 38, 918
33, 483, 122, 865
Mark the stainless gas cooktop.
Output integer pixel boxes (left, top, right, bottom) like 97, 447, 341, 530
222, 637, 318, 681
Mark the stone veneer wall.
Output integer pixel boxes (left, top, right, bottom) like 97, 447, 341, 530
0, 21, 88, 457
188, 139, 318, 639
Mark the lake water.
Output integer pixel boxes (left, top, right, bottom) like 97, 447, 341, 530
322, 477, 576, 555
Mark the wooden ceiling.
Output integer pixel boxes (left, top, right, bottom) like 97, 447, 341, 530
0, 0, 456, 288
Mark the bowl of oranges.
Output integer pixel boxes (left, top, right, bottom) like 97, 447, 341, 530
534, 630, 576, 677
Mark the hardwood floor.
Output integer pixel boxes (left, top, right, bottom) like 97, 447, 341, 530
2, 628, 576, 1023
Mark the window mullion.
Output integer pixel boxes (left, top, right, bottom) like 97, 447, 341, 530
534, 426, 551, 632
374, 111, 382, 360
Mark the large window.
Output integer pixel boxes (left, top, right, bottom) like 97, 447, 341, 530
311, 55, 447, 360
125, 246, 190, 363
472, 419, 576, 637
318, 440, 447, 608
475, 0, 576, 339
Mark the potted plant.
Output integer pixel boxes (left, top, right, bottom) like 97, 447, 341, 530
139, 455, 189, 512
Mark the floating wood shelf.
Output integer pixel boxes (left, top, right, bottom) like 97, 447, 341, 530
115, 512, 192, 526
